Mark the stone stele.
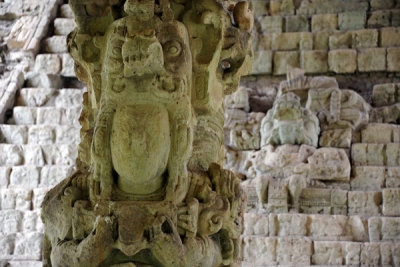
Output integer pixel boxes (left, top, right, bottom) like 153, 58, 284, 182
41, 0, 253, 266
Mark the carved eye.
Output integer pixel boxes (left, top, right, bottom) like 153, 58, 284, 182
112, 47, 121, 57
163, 40, 182, 57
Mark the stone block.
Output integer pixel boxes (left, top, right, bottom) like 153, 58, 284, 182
348, 191, 382, 216
0, 188, 16, 210
273, 51, 299, 75
361, 123, 400, 143
357, 48, 386, 72
300, 50, 328, 73
18, 88, 54, 107
241, 236, 276, 265
269, 1, 281, 16
0, 234, 16, 258
313, 241, 361, 266
372, 83, 400, 107
22, 210, 39, 233
308, 148, 350, 181
329, 32, 352, 49
40, 165, 74, 187
312, 14, 338, 32
56, 126, 81, 144
309, 215, 347, 241
276, 237, 312, 265
0, 210, 22, 233
388, 48, 400, 72
0, 145, 23, 166
360, 242, 381, 266
351, 143, 400, 166
61, 107, 81, 125
32, 188, 49, 210
34, 54, 61, 74
369, 217, 400, 241
244, 213, 269, 236
8, 261, 43, 267
54, 18, 76, 35
285, 15, 310, 32
368, 10, 391, 28
279, 0, 295, 16
255, 33, 272, 50
371, 0, 395, 10
352, 29, 379, 48
328, 49, 357, 73
381, 27, 400, 47
351, 166, 385, 191
9, 166, 40, 189
392, 10, 400, 26
60, 4, 74, 18
28, 125, 55, 144
386, 143, 400, 166
319, 128, 352, 148
13, 232, 43, 260
61, 53, 75, 77
383, 188, 400, 216
299, 32, 313, 50
259, 16, 283, 33
55, 89, 83, 108
387, 167, 400, 188
338, 11, 366, 30
36, 107, 62, 124
23, 145, 45, 166
271, 33, 300, 51
0, 125, 27, 144
0, 167, 10, 187
314, 32, 329, 50
252, 51, 272, 74
25, 73, 63, 89
12, 106, 37, 125
42, 35, 67, 53
41, 144, 78, 166
15, 189, 32, 210
269, 214, 307, 237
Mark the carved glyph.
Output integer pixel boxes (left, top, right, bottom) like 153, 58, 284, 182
41, 1, 253, 266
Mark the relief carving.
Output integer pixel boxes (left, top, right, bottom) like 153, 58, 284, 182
42, 1, 253, 266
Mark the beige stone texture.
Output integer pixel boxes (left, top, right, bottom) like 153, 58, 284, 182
300, 50, 328, 74
368, 10, 391, 28
388, 48, 400, 72
273, 51, 300, 75
308, 148, 350, 181
348, 191, 382, 216
271, 33, 300, 51
255, 33, 272, 50
312, 14, 338, 32
319, 128, 352, 148
299, 32, 313, 50
372, 83, 400, 107
259, 16, 283, 33
357, 48, 386, 72
314, 32, 329, 50
329, 32, 352, 49
285, 15, 310, 32
383, 188, 400, 216
328, 49, 357, 73
381, 27, 400, 47
352, 29, 379, 48
361, 123, 400, 144
371, 0, 395, 10
387, 167, 400, 188
269, 0, 281, 16
368, 217, 400, 242
351, 166, 386, 191
252, 51, 272, 74
338, 11, 366, 31
251, 1, 269, 17
313, 241, 361, 266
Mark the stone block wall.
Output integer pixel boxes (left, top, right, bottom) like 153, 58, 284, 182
223, 0, 400, 265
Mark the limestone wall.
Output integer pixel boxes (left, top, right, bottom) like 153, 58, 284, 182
223, 0, 400, 266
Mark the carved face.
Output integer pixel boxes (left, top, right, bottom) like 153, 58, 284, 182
102, 17, 193, 198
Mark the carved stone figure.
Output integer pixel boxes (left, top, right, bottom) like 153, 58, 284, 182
41, 1, 252, 266
260, 93, 320, 147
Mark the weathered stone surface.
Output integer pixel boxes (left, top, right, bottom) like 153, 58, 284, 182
0, 71, 24, 124
372, 83, 400, 107
361, 123, 400, 143
34, 54, 61, 74
352, 143, 400, 167
329, 32, 352, 49
252, 51, 272, 74
352, 29, 378, 48
53, 18, 76, 36
348, 191, 382, 216
261, 93, 319, 147
0, 125, 27, 144
328, 49, 357, 73
42, 36, 67, 53
259, 16, 283, 33
273, 51, 300, 75
357, 48, 386, 72
285, 15, 309, 32
312, 14, 338, 32
369, 217, 400, 241
351, 166, 386, 191
300, 50, 328, 73
338, 11, 366, 30
319, 128, 352, 148
314, 32, 329, 50
313, 241, 361, 265
368, 10, 391, 28
308, 148, 350, 181
381, 27, 400, 47
60, 53, 75, 77
9, 166, 40, 189
383, 188, 400, 216
387, 167, 400, 188
388, 48, 400, 72
297, 0, 369, 15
